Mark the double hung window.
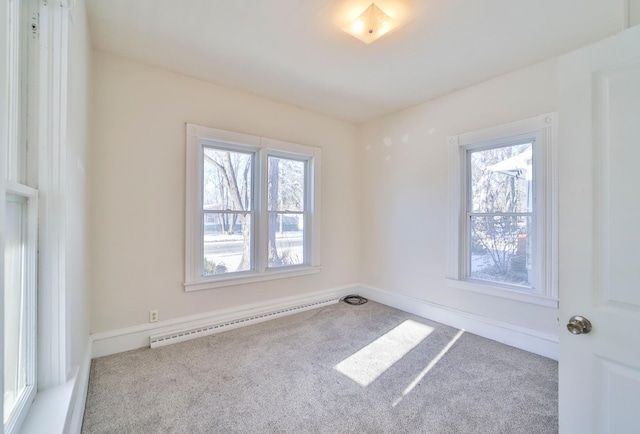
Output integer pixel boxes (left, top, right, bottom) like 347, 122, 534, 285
2, 0, 38, 431
185, 125, 321, 290
447, 114, 557, 306
467, 140, 535, 287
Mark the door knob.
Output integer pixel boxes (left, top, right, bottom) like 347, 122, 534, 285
566, 315, 592, 335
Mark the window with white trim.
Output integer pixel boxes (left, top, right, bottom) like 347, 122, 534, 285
2, 0, 38, 431
447, 113, 558, 306
185, 124, 321, 291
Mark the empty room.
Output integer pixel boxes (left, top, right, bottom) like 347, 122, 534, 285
1, 0, 640, 433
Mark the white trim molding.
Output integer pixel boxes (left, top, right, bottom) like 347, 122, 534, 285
37, 0, 71, 389
446, 277, 558, 308
357, 285, 559, 360
183, 265, 321, 291
66, 341, 92, 434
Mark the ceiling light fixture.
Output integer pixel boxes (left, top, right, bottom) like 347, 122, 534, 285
342, 3, 396, 45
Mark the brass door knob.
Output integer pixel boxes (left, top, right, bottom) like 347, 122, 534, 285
567, 315, 592, 335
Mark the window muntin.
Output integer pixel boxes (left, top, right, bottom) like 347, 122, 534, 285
267, 156, 307, 268
466, 141, 535, 288
202, 146, 255, 275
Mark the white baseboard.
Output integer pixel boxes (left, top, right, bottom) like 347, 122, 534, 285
91, 285, 356, 358
67, 339, 93, 433
356, 284, 559, 360
91, 283, 558, 361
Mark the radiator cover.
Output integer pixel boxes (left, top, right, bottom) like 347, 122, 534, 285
149, 297, 339, 348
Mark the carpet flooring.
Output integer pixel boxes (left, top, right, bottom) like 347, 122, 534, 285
82, 301, 558, 433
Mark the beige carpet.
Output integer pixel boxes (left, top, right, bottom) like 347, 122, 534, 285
82, 301, 557, 433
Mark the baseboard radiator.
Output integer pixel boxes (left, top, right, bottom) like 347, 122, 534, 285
149, 297, 339, 349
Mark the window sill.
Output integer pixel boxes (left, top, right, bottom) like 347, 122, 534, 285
19, 378, 74, 434
184, 265, 322, 291
445, 278, 558, 308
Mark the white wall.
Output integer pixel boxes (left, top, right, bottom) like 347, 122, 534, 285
360, 59, 559, 335
89, 53, 360, 333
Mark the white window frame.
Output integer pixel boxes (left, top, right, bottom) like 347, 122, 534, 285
185, 124, 322, 291
2, 0, 42, 431
3, 183, 38, 434
3, 0, 73, 431
36, 0, 72, 391
447, 113, 558, 307
465, 134, 541, 289
263, 148, 312, 270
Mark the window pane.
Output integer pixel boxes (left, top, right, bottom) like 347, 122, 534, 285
203, 213, 252, 275
5, 0, 29, 185
203, 147, 252, 211
268, 157, 305, 212
470, 215, 532, 287
4, 196, 29, 423
268, 213, 304, 267
470, 143, 532, 213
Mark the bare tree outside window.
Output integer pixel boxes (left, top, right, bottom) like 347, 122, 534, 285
202, 148, 253, 274
200, 149, 307, 274
268, 156, 306, 267
468, 142, 533, 286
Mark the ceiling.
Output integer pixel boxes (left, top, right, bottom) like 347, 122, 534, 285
87, 0, 625, 123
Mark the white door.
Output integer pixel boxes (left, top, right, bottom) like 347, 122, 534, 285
558, 25, 640, 434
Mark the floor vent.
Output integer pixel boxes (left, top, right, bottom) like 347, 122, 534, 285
150, 297, 339, 348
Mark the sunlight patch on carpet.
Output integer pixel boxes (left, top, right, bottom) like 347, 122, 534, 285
392, 329, 465, 407
334, 320, 434, 387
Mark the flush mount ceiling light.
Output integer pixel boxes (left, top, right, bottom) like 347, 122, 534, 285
342, 3, 397, 45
